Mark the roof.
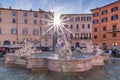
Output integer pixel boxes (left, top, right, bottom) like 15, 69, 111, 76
0, 7, 50, 13
61, 13, 92, 16
91, 0, 120, 11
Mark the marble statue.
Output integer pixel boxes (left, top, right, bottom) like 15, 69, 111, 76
56, 38, 72, 59
15, 40, 42, 58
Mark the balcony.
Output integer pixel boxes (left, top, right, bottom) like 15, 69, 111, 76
74, 37, 92, 40
108, 28, 120, 33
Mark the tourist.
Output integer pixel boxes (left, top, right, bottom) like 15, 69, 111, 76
108, 49, 112, 57
112, 45, 117, 57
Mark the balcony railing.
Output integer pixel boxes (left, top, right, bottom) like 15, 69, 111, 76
74, 37, 92, 40
108, 28, 120, 33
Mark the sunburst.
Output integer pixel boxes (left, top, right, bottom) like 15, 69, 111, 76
41, 13, 73, 44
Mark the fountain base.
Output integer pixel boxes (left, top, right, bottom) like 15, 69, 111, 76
5, 52, 109, 72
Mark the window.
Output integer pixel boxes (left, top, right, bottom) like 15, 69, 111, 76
103, 34, 106, 39
24, 19, 28, 24
45, 32, 49, 36
87, 16, 91, 21
93, 13, 98, 17
44, 14, 48, 19
111, 15, 118, 20
75, 17, 80, 22
34, 12, 38, 17
0, 18, 2, 22
88, 24, 90, 29
111, 6, 118, 12
0, 28, 2, 34
34, 20, 37, 25
75, 33, 79, 38
93, 20, 98, 24
12, 18, 16, 23
70, 17, 74, 22
81, 17, 85, 21
76, 24, 79, 29
82, 24, 85, 29
70, 33, 73, 39
22, 28, 28, 35
94, 35, 97, 39
12, 11, 17, 16
103, 26, 106, 31
65, 25, 68, 28
33, 29, 38, 35
112, 33, 117, 38
11, 28, 17, 34
45, 39, 48, 42
102, 18, 107, 22
112, 25, 117, 30
94, 28, 97, 32
89, 33, 91, 38
102, 10, 108, 15
23, 12, 28, 17
70, 25, 73, 29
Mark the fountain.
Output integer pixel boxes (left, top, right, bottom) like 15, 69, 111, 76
5, 37, 110, 72
5, 13, 110, 72
5, 39, 42, 66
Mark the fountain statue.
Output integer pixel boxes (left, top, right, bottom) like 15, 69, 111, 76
56, 38, 72, 59
15, 40, 42, 58
81, 43, 94, 54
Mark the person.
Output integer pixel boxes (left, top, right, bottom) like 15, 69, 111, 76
108, 49, 112, 57
112, 45, 117, 57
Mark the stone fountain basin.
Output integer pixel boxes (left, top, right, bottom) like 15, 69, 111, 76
47, 57, 92, 72
5, 53, 106, 72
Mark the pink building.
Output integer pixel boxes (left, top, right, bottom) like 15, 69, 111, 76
61, 14, 92, 49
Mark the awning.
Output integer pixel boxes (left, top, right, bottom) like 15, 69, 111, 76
0, 44, 21, 48
33, 44, 40, 47
9, 45, 21, 48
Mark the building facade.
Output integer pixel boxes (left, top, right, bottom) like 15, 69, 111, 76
0, 7, 51, 47
91, 0, 120, 49
61, 14, 92, 49
0, 7, 92, 50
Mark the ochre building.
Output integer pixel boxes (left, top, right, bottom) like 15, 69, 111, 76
0, 7, 51, 48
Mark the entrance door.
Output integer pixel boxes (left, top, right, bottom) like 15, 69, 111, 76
75, 42, 79, 48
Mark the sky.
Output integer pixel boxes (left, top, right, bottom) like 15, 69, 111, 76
0, 0, 117, 14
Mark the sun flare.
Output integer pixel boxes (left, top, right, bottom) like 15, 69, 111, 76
41, 13, 73, 42
53, 16, 61, 26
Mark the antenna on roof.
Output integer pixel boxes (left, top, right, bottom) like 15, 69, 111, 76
9, 6, 11, 9
30, 8, 32, 11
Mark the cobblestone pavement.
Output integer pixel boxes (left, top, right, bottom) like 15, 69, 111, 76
0, 57, 120, 80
